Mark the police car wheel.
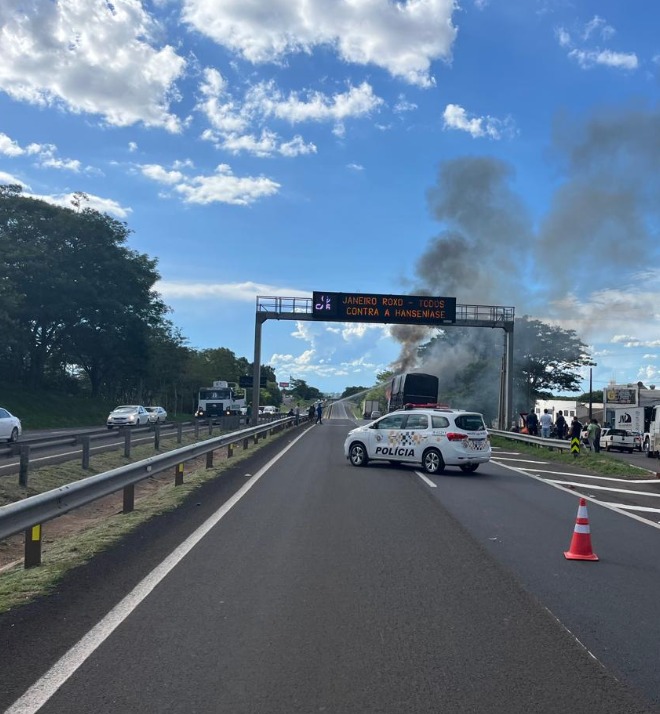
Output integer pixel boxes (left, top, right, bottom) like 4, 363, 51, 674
349, 443, 368, 467
460, 464, 479, 473
422, 448, 444, 474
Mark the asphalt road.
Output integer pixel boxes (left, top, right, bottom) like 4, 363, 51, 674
1, 407, 659, 713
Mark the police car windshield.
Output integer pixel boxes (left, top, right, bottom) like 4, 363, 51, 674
453, 414, 486, 431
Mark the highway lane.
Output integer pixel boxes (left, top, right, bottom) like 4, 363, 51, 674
1, 409, 658, 713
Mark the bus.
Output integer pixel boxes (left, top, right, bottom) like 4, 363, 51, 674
386, 372, 440, 412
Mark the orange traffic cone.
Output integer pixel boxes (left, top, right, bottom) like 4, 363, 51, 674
564, 498, 599, 561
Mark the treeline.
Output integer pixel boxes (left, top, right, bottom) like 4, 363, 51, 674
0, 185, 283, 413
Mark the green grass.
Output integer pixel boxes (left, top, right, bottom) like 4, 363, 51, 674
490, 435, 655, 479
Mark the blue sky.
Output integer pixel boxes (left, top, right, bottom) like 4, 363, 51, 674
1, 0, 659, 396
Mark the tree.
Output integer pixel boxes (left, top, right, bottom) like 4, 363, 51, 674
515, 315, 593, 406
340, 386, 369, 399
289, 378, 322, 402
0, 187, 167, 394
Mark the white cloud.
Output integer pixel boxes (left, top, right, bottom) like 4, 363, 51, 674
0, 0, 186, 131
568, 48, 638, 70
157, 280, 310, 301
556, 16, 638, 71
394, 96, 418, 114
246, 81, 384, 124
31, 191, 131, 218
442, 104, 516, 140
199, 69, 374, 156
139, 161, 280, 205
583, 16, 615, 41
0, 132, 24, 157
0, 171, 27, 186
182, 0, 457, 87
128, 142, 138, 152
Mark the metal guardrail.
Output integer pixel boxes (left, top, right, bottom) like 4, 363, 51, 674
0, 416, 301, 566
489, 429, 573, 451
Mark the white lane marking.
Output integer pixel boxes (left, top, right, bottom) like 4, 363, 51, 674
5, 429, 309, 714
547, 480, 660, 498
502, 467, 657, 483
600, 503, 660, 514
415, 471, 437, 488
493, 461, 660, 532
491, 457, 549, 464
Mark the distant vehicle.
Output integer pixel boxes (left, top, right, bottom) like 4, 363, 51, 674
345, 406, 491, 474
0, 407, 21, 442
145, 406, 167, 424
386, 372, 440, 412
195, 380, 246, 418
644, 404, 660, 458
262, 405, 278, 415
362, 399, 380, 419
600, 428, 635, 453
107, 405, 150, 429
370, 410, 382, 419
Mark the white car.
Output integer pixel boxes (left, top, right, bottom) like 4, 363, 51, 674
145, 406, 167, 424
107, 405, 150, 429
344, 407, 491, 474
0, 407, 22, 442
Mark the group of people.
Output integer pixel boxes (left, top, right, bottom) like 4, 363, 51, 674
517, 409, 602, 452
286, 403, 323, 424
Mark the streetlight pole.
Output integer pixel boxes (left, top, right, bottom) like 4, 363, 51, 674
588, 367, 593, 421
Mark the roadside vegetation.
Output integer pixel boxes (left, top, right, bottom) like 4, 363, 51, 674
0, 423, 299, 613
490, 435, 655, 479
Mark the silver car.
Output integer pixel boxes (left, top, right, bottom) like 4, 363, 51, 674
0, 407, 21, 442
107, 405, 150, 429
145, 406, 167, 424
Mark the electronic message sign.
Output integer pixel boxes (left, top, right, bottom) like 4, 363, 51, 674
312, 292, 456, 325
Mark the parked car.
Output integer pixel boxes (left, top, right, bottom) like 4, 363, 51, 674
370, 410, 382, 419
344, 406, 491, 474
600, 427, 635, 453
107, 405, 150, 429
0, 407, 21, 442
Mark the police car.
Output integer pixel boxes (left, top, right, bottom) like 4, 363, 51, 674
344, 406, 491, 474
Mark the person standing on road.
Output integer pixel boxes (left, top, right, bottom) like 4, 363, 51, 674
588, 418, 601, 453
526, 410, 539, 436
316, 402, 323, 424
569, 416, 582, 457
539, 409, 553, 438
308, 404, 315, 422
555, 410, 567, 440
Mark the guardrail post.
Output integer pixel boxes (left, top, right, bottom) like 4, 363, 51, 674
19, 444, 30, 487
154, 423, 161, 450
24, 524, 42, 568
177, 423, 183, 444
227, 444, 233, 458
194, 421, 199, 439
124, 428, 131, 458
123, 484, 135, 513
175, 463, 184, 486
206, 450, 214, 468
208, 421, 213, 436
81, 435, 91, 469
243, 438, 249, 450
253, 433, 259, 444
